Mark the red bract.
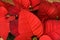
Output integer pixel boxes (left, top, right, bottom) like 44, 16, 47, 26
45, 20, 60, 40
0, 6, 10, 40
13, 0, 40, 11
0, 6, 7, 17
0, 1, 13, 11
8, 7, 20, 36
0, 1, 5, 6
37, 1, 58, 22
18, 9, 43, 39
40, 35, 52, 40
10, 20, 19, 36
8, 6, 20, 36
9, 6, 20, 15
0, 1, 21, 36
53, 2, 60, 18
5, 4, 19, 15
0, 1, 20, 15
